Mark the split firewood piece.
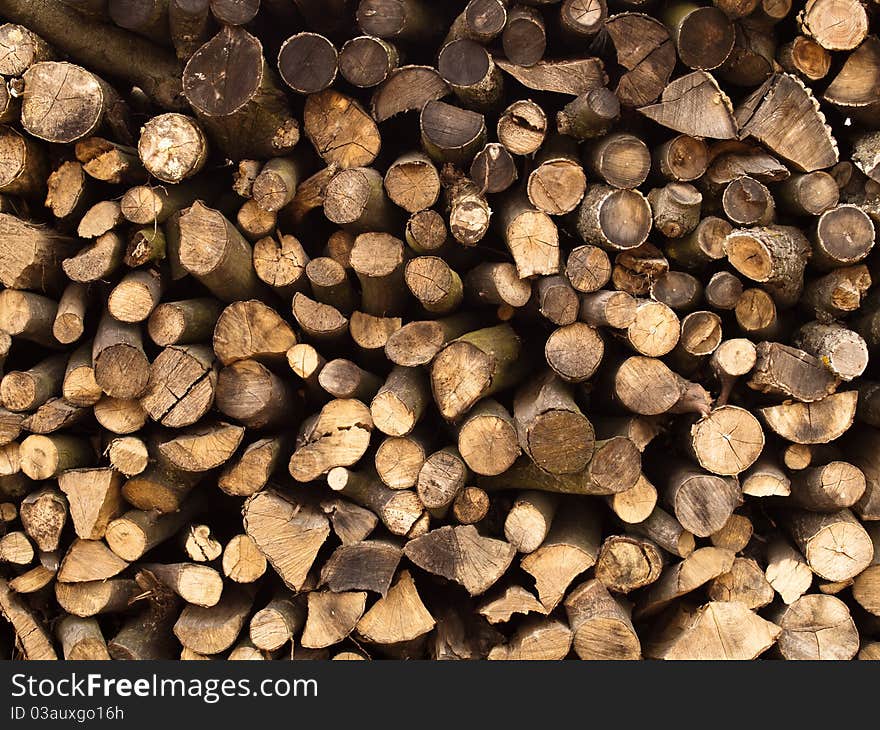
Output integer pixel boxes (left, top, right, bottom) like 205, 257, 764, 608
350, 312, 402, 360
544, 322, 604, 384
55, 578, 138, 618
289, 399, 373, 482
789, 461, 866, 512
52, 282, 88, 346
301, 590, 367, 649
243, 489, 330, 592
57, 538, 128, 583
760, 391, 857, 445
708, 557, 774, 609
183, 524, 223, 563
637, 546, 735, 617
182, 25, 299, 160
639, 71, 736, 139
798, 0, 867, 51
481, 438, 640, 497
120, 458, 202, 514
140, 344, 217, 428
174, 586, 254, 656
823, 35, 880, 122
604, 12, 675, 107
216, 359, 296, 430
321, 497, 378, 546
663, 461, 742, 537
575, 184, 652, 252
765, 539, 812, 605
0, 531, 33, 565
773, 593, 859, 660
329, 467, 424, 536
494, 57, 605, 96
564, 580, 640, 660
371, 65, 449, 123
684, 405, 764, 476
436, 160, 484, 245
250, 594, 305, 652
852, 524, 880, 616
404, 525, 515, 596
370, 366, 429, 437
742, 456, 791, 497
92, 311, 151, 400
178, 202, 265, 301
385, 315, 475, 368
629, 508, 695, 560
453, 486, 490, 526
218, 436, 286, 497
19, 434, 92, 480
19, 486, 67, 552
504, 491, 557, 554
55, 616, 110, 661
520, 499, 600, 611
416, 447, 468, 514
595, 534, 663, 594
144, 562, 223, 608
478, 585, 547, 625
786, 508, 872, 582
0, 213, 74, 292
302, 88, 380, 169
748, 342, 839, 402
431, 324, 526, 422
497, 99, 547, 155
606, 474, 659, 525
138, 113, 207, 183
623, 300, 680, 358
222, 534, 267, 584
213, 300, 295, 367
105, 499, 203, 560
531, 275, 579, 326
647, 601, 779, 660
456, 399, 519, 477
320, 540, 402, 595
23, 393, 85, 433
45, 160, 90, 221
1, 353, 66, 413
735, 73, 837, 172
9, 565, 55, 595
75, 137, 147, 185
487, 617, 572, 660
0, 289, 59, 348
496, 189, 559, 278
725, 225, 810, 309
470, 143, 517, 195
19, 61, 122, 144
0, 577, 56, 659
464, 262, 532, 309
157, 421, 244, 473
513, 371, 594, 475
62, 230, 124, 284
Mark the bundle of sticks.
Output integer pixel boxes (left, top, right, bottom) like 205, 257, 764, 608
0, 0, 879, 661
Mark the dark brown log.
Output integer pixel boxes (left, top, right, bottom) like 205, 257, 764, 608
438, 38, 503, 112
575, 185, 652, 251
278, 33, 338, 95
502, 5, 545, 67
183, 26, 299, 160
339, 35, 398, 88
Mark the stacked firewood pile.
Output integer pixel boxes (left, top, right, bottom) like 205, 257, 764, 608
0, 0, 879, 661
